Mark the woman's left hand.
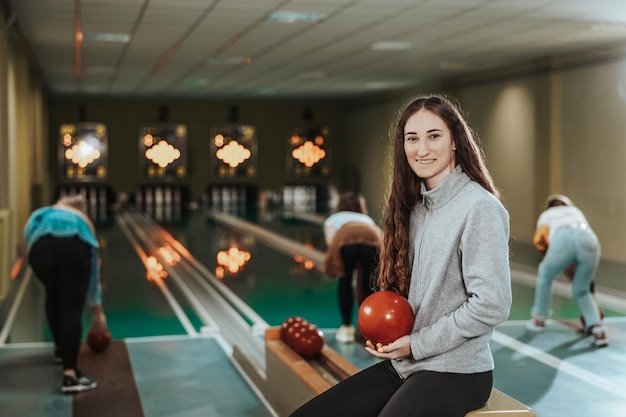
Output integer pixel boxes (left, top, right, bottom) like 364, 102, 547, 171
364, 335, 412, 360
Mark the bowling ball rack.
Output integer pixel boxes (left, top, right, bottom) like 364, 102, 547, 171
263, 327, 359, 416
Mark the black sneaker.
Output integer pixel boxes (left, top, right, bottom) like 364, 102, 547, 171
61, 371, 97, 394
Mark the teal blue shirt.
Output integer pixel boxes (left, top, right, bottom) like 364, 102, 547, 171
24, 207, 103, 306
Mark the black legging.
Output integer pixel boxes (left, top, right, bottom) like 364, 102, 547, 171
338, 244, 377, 325
28, 235, 92, 370
289, 360, 493, 417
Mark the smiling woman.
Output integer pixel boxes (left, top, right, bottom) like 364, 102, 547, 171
289, 95, 511, 417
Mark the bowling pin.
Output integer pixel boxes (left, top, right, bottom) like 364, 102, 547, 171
89, 187, 98, 219
283, 185, 293, 210
231, 187, 239, 214
135, 188, 143, 211
295, 186, 304, 212
145, 187, 154, 217
239, 187, 246, 212
222, 186, 231, 211
99, 187, 107, 222
212, 186, 220, 209
164, 186, 172, 222
308, 185, 316, 213
173, 186, 181, 221
154, 186, 164, 222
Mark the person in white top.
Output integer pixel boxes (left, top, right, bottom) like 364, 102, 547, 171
323, 192, 381, 343
527, 194, 608, 347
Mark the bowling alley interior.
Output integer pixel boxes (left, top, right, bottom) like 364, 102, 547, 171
1, 1, 626, 416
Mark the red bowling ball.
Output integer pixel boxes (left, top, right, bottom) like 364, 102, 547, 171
87, 327, 112, 352
280, 316, 308, 342
286, 320, 308, 347
357, 290, 414, 345
290, 324, 325, 359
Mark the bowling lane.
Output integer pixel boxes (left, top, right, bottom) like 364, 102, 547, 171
162, 210, 340, 328
103, 216, 205, 338
256, 212, 327, 251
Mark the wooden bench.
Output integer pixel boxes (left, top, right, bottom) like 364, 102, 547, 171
263, 327, 536, 417
466, 389, 536, 416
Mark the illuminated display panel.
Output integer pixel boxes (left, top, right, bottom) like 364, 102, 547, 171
210, 124, 258, 179
214, 234, 254, 280
58, 122, 108, 181
215, 245, 252, 278
140, 124, 188, 180
287, 127, 331, 178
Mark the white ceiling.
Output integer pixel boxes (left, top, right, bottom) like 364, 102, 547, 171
6, 0, 626, 99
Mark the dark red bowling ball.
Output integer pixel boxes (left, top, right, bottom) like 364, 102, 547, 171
286, 320, 309, 347
87, 327, 112, 352
280, 316, 308, 342
357, 291, 414, 345
291, 324, 325, 359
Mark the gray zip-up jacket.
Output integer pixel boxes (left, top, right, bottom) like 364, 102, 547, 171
393, 166, 511, 379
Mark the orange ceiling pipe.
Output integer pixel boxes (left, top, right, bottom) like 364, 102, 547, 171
74, 0, 82, 82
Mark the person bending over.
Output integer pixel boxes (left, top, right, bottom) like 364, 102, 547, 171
24, 194, 108, 393
323, 192, 381, 343
527, 194, 607, 347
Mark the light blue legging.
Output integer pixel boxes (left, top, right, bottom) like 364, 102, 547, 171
531, 226, 601, 329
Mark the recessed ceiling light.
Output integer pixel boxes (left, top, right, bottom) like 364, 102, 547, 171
208, 56, 252, 65
82, 84, 106, 92
180, 79, 209, 87
370, 41, 414, 51
267, 11, 328, 23
82, 33, 130, 43
366, 80, 414, 90
253, 87, 277, 95
366, 81, 392, 89
299, 71, 332, 80
439, 60, 482, 70
84, 66, 116, 75
591, 23, 626, 31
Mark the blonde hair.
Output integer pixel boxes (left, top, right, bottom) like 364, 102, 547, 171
57, 194, 88, 215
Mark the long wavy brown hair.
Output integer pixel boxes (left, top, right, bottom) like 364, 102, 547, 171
376, 95, 500, 296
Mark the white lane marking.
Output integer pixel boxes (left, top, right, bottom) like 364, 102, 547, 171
492, 330, 626, 399
0, 269, 32, 346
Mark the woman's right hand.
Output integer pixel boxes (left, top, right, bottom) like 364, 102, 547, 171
364, 335, 412, 360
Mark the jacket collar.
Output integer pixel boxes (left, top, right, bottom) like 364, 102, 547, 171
419, 165, 470, 209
